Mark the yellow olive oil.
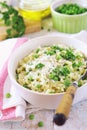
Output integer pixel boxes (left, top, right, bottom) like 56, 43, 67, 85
19, 7, 51, 21
18, 0, 52, 21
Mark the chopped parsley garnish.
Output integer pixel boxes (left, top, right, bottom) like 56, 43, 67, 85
51, 45, 63, 51
45, 49, 56, 55
60, 48, 76, 61
49, 72, 60, 81
45, 45, 63, 56
35, 63, 45, 69
36, 48, 40, 53
28, 76, 34, 81
49, 65, 70, 81
72, 61, 83, 68
60, 66, 70, 76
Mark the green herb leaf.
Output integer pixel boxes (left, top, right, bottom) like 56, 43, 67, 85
0, 2, 25, 38
28, 76, 34, 81
36, 48, 40, 53
60, 48, 76, 61
23, 84, 28, 88
60, 66, 70, 76
35, 63, 45, 69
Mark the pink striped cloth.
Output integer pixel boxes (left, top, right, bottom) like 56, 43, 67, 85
0, 38, 28, 121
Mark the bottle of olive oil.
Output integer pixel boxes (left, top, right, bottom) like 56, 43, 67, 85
18, 0, 52, 21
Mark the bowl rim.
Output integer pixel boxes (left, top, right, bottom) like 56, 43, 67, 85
8, 35, 87, 96
51, 0, 87, 17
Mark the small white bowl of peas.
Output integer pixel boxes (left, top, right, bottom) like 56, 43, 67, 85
51, 0, 87, 33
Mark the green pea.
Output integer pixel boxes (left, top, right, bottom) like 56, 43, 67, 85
29, 114, 35, 120
64, 79, 71, 87
36, 84, 41, 88
33, 53, 39, 58
38, 121, 44, 127
6, 93, 11, 98
55, 3, 87, 15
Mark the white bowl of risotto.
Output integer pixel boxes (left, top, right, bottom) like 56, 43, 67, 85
8, 35, 87, 109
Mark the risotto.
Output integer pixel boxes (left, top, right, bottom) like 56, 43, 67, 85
16, 44, 87, 94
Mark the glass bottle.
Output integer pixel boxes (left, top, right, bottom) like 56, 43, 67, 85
18, 0, 52, 21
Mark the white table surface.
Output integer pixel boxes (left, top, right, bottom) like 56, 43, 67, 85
0, 100, 87, 130
0, 16, 87, 130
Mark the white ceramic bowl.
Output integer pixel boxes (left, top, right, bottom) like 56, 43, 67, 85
8, 35, 87, 109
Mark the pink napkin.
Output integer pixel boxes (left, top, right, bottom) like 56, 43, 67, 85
0, 38, 28, 121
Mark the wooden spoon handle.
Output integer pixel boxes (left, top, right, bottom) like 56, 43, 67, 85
53, 86, 77, 126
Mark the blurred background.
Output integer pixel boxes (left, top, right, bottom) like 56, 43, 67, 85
0, 0, 18, 6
